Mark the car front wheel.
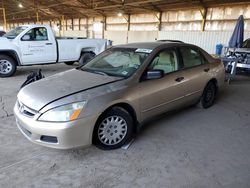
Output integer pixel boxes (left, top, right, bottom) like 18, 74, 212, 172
93, 107, 133, 150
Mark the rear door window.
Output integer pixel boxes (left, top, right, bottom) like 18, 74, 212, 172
180, 47, 204, 68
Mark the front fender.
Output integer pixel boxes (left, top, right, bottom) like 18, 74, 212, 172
0, 38, 22, 65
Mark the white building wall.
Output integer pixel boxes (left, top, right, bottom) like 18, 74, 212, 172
104, 30, 250, 54
128, 31, 158, 43
3, 4, 250, 54
158, 31, 250, 54
63, 30, 87, 37
104, 31, 128, 45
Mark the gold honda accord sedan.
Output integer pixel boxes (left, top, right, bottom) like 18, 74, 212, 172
14, 41, 225, 150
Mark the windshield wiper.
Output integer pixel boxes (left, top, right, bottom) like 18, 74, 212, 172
79, 68, 109, 76
93, 70, 108, 76
79, 67, 126, 78
5, 36, 15, 39
103, 72, 126, 78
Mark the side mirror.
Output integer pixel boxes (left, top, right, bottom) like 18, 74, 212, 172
22, 34, 31, 41
144, 69, 164, 80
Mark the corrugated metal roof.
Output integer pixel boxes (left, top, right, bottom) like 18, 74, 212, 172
1, 0, 250, 23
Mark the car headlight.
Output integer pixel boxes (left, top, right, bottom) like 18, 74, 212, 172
38, 101, 86, 122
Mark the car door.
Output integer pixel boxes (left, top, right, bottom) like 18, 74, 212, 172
19, 27, 57, 64
177, 47, 211, 103
138, 48, 190, 120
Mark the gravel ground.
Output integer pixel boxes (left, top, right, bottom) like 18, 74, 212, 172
0, 64, 250, 188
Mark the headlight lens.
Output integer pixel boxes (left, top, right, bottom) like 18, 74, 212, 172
38, 101, 86, 122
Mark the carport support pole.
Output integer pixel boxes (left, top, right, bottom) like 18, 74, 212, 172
0, 8, 7, 31
127, 14, 130, 44
201, 8, 207, 31
61, 15, 65, 37
127, 14, 131, 31
86, 17, 89, 38
36, 11, 39, 23
103, 16, 106, 39
158, 12, 162, 31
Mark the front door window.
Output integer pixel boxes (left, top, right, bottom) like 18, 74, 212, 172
149, 49, 178, 74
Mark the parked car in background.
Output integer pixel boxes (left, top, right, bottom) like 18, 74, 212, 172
242, 38, 250, 48
225, 38, 250, 72
0, 30, 6, 37
14, 41, 225, 150
0, 24, 110, 77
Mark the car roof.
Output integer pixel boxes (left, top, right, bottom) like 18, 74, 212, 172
113, 41, 217, 63
114, 41, 189, 50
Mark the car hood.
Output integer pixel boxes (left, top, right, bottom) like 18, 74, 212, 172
18, 69, 122, 111
0, 37, 9, 44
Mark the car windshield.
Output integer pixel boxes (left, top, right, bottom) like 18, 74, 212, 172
81, 48, 151, 78
4, 26, 27, 39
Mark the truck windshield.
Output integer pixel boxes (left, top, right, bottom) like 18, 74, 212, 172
81, 48, 151, 78
4, 26, 28, 39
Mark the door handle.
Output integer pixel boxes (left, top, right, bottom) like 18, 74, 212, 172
45, 43, 53, 45
204, 68, 210, 72
175, 77, 184, 82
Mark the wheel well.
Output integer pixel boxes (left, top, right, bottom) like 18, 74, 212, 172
208, 78, 218, 94
102, 103, 137, 127
112, 103, 138, 126
79, 51, 96, 60
93, 103, 138, 143
81, 50, 96, 56
0, 51, 20, 65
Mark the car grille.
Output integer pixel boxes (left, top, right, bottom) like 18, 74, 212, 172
17, 100, 37, 118
18, 122, 32, 137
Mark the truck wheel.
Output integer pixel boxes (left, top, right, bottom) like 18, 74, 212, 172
79, 52, 95, 66
0, 55, 17, 77
65, 62, 75, 65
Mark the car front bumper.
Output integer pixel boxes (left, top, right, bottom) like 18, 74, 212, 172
14, 103, 97, 149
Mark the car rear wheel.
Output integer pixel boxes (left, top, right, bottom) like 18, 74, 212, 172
79, 52, 95, 66
0, 55, 16, 77
93, 107, 133, 150
199, 81, 217, 109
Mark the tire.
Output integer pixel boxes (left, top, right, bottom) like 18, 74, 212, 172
79, 52, 95, 66
0, 55, 17, 77
64, 61, 75, 65
198, 81, 217, 109
93, 107, 133, 150
225, 63, 232, 73
246, 68, 250, 75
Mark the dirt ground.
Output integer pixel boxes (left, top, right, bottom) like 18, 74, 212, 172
0, 64, 250, 188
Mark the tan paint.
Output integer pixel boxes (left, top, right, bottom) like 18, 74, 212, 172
14, 42, 225, 149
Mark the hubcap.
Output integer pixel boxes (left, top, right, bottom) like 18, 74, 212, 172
0, 60, 12, 74
98, 116, 128, 146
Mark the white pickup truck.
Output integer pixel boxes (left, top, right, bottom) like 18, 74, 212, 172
0, 24, 110, 77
